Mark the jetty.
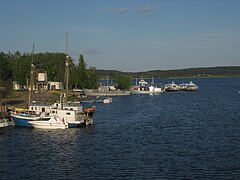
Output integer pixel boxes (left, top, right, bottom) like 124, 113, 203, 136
83, 86, 131, 97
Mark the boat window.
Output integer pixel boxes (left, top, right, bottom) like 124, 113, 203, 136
35, 107, 37, 110
31, 107, 33, 110
66, 112, 71, 115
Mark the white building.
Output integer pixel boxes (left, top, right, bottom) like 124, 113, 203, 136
48, 81, 63, 90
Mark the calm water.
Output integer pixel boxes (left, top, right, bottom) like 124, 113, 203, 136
1, 78, 240, 179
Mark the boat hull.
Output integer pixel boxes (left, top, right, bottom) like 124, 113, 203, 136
28, 121, 68, 129
0, 119, 8, 128
11, 114, 41, 127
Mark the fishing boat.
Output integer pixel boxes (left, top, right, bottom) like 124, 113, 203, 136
11, 111, 51, 127
28, 116, 68, 129
57, 32, 96, 126
48, 102, 96, 127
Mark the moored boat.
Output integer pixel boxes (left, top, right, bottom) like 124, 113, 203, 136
95, 97, 113, 103
11, 111, 50, 127
0, 119, 8, 128
28, 116, 68, 129
131, 78, 164, 95
185, 81, 199, 91
164, 81, 180, 91
48, 102, 96, 127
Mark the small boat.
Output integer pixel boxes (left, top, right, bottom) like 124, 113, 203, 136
95, 97, 112, 103
103, 97, 112, 103
0, 119, 8, 128
28, 116, 68, 129
0, 106, 9, 128
11, 111, 50, 127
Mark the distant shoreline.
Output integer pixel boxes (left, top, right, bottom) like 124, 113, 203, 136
96, 66, 240, 79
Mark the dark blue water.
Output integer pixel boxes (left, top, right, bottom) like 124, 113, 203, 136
1, 78, 240, 179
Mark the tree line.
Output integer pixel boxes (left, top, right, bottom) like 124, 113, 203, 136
0, 51, 131, 99
0, 51, 99, 98
96, 66, 240, 79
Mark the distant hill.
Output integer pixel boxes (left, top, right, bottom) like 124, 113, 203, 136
96, 66, 240, 79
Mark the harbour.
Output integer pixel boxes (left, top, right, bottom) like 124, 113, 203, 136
1, 77, 240, 179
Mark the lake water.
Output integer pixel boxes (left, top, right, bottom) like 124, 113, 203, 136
1, 78, 240, 179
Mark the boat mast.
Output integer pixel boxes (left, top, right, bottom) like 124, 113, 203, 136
65, 32, 69, 103
151, 76, 154, 85
28, 44, 34, 109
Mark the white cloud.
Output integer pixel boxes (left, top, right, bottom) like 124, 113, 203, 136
104, 6, 129, 15
104, 7, 113, 13
116, 7, 129, 14
103, 5, 154, 15
137, 5, 153, 14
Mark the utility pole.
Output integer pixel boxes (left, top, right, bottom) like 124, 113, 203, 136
28, 44, 34, 108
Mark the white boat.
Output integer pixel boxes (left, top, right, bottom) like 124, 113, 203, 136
164, 81, 180, 91
28, 100, 96, 127
131, 78, 164, 95
28, 116, 68, 129
48, 102, 96, 127
95, 97, 112, 103
185, 81, 198, 91
0, 119, 8, 128
103, 97, 112, 103
131, 78, 150, 94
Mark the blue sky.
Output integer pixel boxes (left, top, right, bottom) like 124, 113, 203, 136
1, 0, 240, 72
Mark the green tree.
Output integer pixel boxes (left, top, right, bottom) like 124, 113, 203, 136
70, 54, 98, 89
115, 75, 131, 90
0, 52, 13, 98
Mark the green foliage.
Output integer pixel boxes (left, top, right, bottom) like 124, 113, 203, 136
70, 54, 98, 89
115, 75, 131, 90
0, 52, 13, 98
0, 51, 98, 93
0, 52, 12, 81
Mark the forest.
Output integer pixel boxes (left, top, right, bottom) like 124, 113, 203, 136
0, 51, 100, 98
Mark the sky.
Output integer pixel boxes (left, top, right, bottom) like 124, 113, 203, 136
1, 0, 240, 72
